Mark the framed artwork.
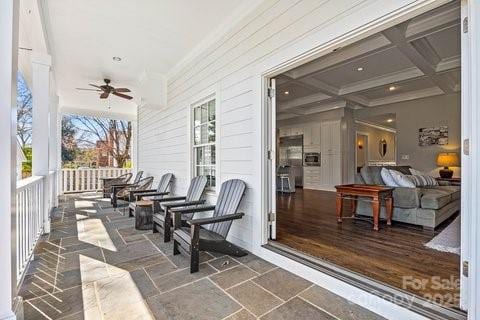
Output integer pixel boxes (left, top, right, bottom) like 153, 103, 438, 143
418, 126, 448, 146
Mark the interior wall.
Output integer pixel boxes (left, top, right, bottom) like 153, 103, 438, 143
356, 123, 396, 163
354, 93, 461, 176
356, 134, 367, 167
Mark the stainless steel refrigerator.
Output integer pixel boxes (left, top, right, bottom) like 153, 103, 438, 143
278, 135, 303, 187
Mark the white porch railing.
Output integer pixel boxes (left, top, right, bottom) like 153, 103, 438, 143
61, 168, 132, 193
16, 176, 45, 280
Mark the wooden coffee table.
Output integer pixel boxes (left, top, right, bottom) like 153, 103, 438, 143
335, 184, 394, 231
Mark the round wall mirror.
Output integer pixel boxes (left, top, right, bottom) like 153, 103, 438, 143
379, 139, 387, 158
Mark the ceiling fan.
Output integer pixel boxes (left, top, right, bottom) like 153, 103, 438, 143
76, 79, 133, 100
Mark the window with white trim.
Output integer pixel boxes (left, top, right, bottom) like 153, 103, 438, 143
193, 98, 216, 189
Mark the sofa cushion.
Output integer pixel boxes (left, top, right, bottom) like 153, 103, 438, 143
360, 166, 412, 185
381, 168, 398, 187
420, 189, 452, 209
354, 173, 365, 184
360, 166, 384, 185
389, 170, 416, 188
393, 187, 421, 208
435, 186, 461, 201
389, 166, 413, 175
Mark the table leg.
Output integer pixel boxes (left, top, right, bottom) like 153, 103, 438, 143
336, 193, 343, 223
386, 196, 393, 226
351, 195, 357, 217
372, 196, 380, 231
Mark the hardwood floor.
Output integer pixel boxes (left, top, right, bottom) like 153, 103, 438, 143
275, 188, 461, 309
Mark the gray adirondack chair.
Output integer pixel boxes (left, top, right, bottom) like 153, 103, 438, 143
172, 179, 247, 273
152, 176, 208, 242
101, 172, 133, 198
108, 171, 144, 201
128, 173, 174, 217
111, 176, 153, 208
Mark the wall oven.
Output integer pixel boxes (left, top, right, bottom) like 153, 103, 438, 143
304, 152, 320, 166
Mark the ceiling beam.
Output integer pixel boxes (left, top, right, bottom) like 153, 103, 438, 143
369, 87, 444, 107
382, 26, 456, 93
277, 92, 331, 112
301, 100, 347, 115
297, 77, 370, 107
284, 34, 392, 80
339, 67, 424, 95
405, 2, 460, 40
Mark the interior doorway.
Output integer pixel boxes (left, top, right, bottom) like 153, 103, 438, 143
264, 1, 466, 317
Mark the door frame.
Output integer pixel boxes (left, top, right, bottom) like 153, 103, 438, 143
257, 0, 476, 318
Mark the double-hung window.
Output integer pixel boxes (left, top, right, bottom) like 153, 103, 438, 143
193, 98, 216, 189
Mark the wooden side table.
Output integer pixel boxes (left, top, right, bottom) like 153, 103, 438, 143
435, 177, 461, 186
134, 200, 154, 230
335, 184, 394, 231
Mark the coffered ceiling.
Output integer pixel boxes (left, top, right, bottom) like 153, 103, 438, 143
276, 1, 460, 121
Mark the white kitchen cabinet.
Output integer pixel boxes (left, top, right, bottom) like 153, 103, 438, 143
303, 123, 320, 146
291, 127, 303, 136
303, 125, 312, 145
279, 127, 289, 137
311, 124, 321, 145
319, 120, 342, 189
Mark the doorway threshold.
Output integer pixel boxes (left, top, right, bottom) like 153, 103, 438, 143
264, 241, 466, 320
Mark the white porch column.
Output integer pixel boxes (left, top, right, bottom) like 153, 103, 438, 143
31, 53, 52, 233
49, 95, 60, 206
0, 1, 18, 319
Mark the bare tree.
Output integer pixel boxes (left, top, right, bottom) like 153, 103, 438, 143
69, 115, 132, 168
17, 73, 33, 147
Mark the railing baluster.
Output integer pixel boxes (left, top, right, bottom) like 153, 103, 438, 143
59, 168, 132, 193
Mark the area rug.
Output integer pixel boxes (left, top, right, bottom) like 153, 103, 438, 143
425, 216, 460, 255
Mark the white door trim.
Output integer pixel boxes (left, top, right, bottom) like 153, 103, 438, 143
463, 1, 480, 318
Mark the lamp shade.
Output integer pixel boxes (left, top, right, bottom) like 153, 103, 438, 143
437, 152, 459, 167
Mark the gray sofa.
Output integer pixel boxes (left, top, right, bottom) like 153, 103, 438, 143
355, 166, 460, 230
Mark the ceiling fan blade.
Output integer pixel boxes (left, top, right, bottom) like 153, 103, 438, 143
89, 84, 103, 90
113, 88, 131, 93
76, 88, 102, 92
100, 92, 110, 99
112, 92, 133, 100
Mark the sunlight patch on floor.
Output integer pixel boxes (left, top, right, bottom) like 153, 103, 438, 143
74, 200, 96, 208
76, 214, 89, 221
77, 218, 117, 252
79, 255, 153, 319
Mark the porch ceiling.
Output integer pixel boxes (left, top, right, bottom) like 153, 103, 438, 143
41, 0, 260, 116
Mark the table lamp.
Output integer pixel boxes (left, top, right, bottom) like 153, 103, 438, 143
436, 152, 459, 178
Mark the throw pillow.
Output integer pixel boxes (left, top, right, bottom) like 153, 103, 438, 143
409, 168, 439, 186
380, 168, 398, 187
389, 169, 416, 188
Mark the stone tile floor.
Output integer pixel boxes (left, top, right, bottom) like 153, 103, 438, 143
20, 193, 385, 320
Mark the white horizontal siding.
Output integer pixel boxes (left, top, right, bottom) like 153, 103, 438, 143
139, 0, 435, 253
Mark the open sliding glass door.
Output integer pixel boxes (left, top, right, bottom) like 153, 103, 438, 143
460, 0, 470, 312
267, 78, 277, 240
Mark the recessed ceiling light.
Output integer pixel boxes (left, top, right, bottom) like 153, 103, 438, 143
284, 91, 289, 95
356, 67, 364, 71
387, 119, 394, 123
112, 56, 122, 62
389, 86, 396, 91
